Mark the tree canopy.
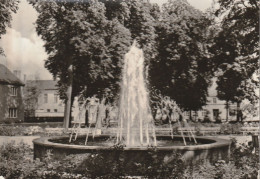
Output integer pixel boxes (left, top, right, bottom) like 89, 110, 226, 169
149, 0, 213, 111
29, 0, 258, 115
0, 0, 19, 55
30, 0, 131, 101
30, 0, 159, 102
211, 0, 259, 105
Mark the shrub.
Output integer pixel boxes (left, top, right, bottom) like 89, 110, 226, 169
0, 126, 14, 136
0, 126, 45, 136
184, 138, 259, 179
0, 141, 33, 178
219, 123, 242, 135
0, 138, 259, 178
23, 126, 44, 135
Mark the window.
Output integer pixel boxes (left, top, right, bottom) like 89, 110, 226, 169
213, 109, 220, 118
185, 111, 189, 116
54, 94, 58, 103
202, 110, 207, 116
44, 94, 48, 103
9, 108, 17, 118
192, 111, 198, 116
213, 98, 217, 104
47, 109, 50, 112
229, 109, 236, 116
10, 86, 18, 96
54, 109, 58, 112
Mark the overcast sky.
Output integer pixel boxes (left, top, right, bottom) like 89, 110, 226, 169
0, 0, 212, 80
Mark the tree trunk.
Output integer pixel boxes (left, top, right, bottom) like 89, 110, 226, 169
189, 110, 192, 121
236, 102, 241, 122
226, 101, 229, 122
64, 85, 72, 130
63, 65, 73, 130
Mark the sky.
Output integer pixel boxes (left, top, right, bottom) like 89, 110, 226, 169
0, 0, 213, 80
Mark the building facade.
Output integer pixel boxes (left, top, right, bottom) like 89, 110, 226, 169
183, 96, 237, 122
0, 64, 24, 123
25, 80, 64, 121
182, 79, 237, 122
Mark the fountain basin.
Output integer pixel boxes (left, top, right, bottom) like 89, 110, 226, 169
33, 135, 230, 166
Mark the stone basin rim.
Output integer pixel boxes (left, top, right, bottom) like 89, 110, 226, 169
33, 135, 231, 151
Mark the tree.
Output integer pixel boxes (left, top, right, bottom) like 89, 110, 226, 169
102, 0, 159, 67
30, 0, 161, 102
0, 0, 19, 55
29, 0, 134, 128
29, 0, 132, 100
24, 80, 41, 119
150, 0, 213, 113
30, 0, 161, 127
211, 0, 259, 121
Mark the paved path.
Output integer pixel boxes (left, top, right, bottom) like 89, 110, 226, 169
214, 135, 252, 145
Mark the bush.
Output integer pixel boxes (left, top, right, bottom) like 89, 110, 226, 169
0, 118, 22, 124
0, 126, 45, 136
0, 139, 259, 178
0, 142, 33, 178
0, 126, 26, 136
219, 123, 242, 135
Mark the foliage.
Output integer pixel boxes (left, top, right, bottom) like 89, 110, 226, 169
24, 80, 41, 118
0, 139, 259, 178
0, 0, 19, 55
0, 126, 45, 136
29, 0, 131, 101
219, 123, 243, 135
0, 142, 83, 179
30, 0, 214, 113
150, 0, 213, 111
0, 126, 26, 136
0, 142, 33, 179
230, 140, 259, 178
29, 0, 159, 102
211, 0, 259, 108
187, 138, 259, 179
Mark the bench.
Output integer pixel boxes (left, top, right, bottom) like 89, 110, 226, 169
101, 128, 117, 134
178, 127, 196, 134
155, 128, 172, 135
241, 127, 259, 135
200, 127, 220, 136
102, 127, 173, 136
45, 128, 65, 136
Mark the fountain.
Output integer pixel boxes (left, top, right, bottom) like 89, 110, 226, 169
117, 41, 156, 147
33, 41, 231, 175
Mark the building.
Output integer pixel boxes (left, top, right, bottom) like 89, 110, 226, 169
183, 80, 237, 122
0, 64, 24, 123
25, 80, 64, 121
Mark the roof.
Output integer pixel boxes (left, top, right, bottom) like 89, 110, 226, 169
26, 80, 58, 90
0, 64, 24, 86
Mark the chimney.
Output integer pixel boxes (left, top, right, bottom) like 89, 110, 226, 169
24, 74, 27, 82
13, 70, 21, 79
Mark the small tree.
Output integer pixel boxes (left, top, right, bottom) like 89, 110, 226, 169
24, 79, 41, 119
